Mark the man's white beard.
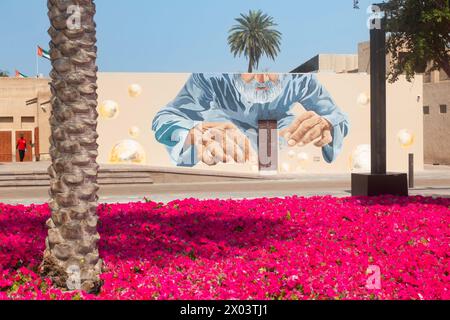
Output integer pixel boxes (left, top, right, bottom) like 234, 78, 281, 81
234, 75, 285, 104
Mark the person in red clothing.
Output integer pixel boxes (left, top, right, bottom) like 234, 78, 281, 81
16, 135, 27, 162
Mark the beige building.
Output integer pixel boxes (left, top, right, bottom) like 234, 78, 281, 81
423, 69, 450, 164
291, 54, 359, 74
357, 40, 450, 165
0, 78, 51, 162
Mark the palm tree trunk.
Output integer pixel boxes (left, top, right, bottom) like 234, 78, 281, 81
40, 0, 102, 294
248, 56, 253, 73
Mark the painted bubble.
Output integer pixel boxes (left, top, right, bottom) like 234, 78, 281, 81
357, 92, 370, 106
109, 140, 146, 164
397, 129, 415, 148
98, 100, 119, 119
128, 84, 143, 98
129, 126, 140, 139
351, 144, 371, 171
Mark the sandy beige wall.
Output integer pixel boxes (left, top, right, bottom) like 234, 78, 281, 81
0, 78, 51, 160
96, 72, 423, 174
423, 81, 450, 164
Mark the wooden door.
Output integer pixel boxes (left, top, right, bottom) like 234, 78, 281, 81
258, 120, 278, 172
34, 127, 40, 161
0, 131, 12, 162
15, 131, 33, 162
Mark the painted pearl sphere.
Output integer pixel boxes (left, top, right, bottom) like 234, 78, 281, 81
98, 100, 119, 119
351, 144, 371, 171
109, 140, 146, 164
397, 129, 415, 148
128, 84, 142, 98
129, 126, 140, 138
357, 93, 370, 106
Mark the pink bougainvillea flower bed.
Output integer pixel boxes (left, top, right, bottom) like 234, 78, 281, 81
0, 196, 449, 300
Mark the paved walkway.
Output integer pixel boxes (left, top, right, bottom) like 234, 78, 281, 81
2, 184, 450, 206
1, 161, 450, 205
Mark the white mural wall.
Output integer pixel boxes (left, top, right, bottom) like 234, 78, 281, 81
96, 72, 423, 174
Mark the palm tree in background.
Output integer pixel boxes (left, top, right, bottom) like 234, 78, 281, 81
228, 10, 282, 73
0, 70, 9, 77
40, 0, 102, 293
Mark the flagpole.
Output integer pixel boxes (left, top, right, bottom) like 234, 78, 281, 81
36, 46, 39, 78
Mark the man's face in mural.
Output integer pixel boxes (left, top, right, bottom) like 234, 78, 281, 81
234, 73, 284, 104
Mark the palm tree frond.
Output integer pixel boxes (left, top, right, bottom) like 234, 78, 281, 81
228, 10, 282, 73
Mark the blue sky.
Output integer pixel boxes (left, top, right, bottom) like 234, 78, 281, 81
0, 0, 375, 76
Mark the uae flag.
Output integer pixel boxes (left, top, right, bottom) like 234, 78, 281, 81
37, 46, 51, 60
15, 70, 28, 78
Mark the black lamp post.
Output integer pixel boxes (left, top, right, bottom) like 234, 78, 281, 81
351, 3, 408, 196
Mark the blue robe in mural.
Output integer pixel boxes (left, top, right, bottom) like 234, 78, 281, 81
152, 73, 350, 167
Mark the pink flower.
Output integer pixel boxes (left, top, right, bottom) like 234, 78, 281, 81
0, 196, 448, 300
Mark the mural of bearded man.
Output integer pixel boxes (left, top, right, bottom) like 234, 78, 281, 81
152, 73, 349, 167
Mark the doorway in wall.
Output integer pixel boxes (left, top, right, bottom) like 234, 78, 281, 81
0, 131, 12, 162
15, 130, 33, 162
34, 127, 40, 161
258, 120, 278, 173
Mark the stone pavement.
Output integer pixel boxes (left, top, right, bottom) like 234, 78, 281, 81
1, 161, 450, 205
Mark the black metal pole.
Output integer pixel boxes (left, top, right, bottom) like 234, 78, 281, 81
351, 6, 408, 197
370, 17, 387, 175
409, 153, 414, 188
